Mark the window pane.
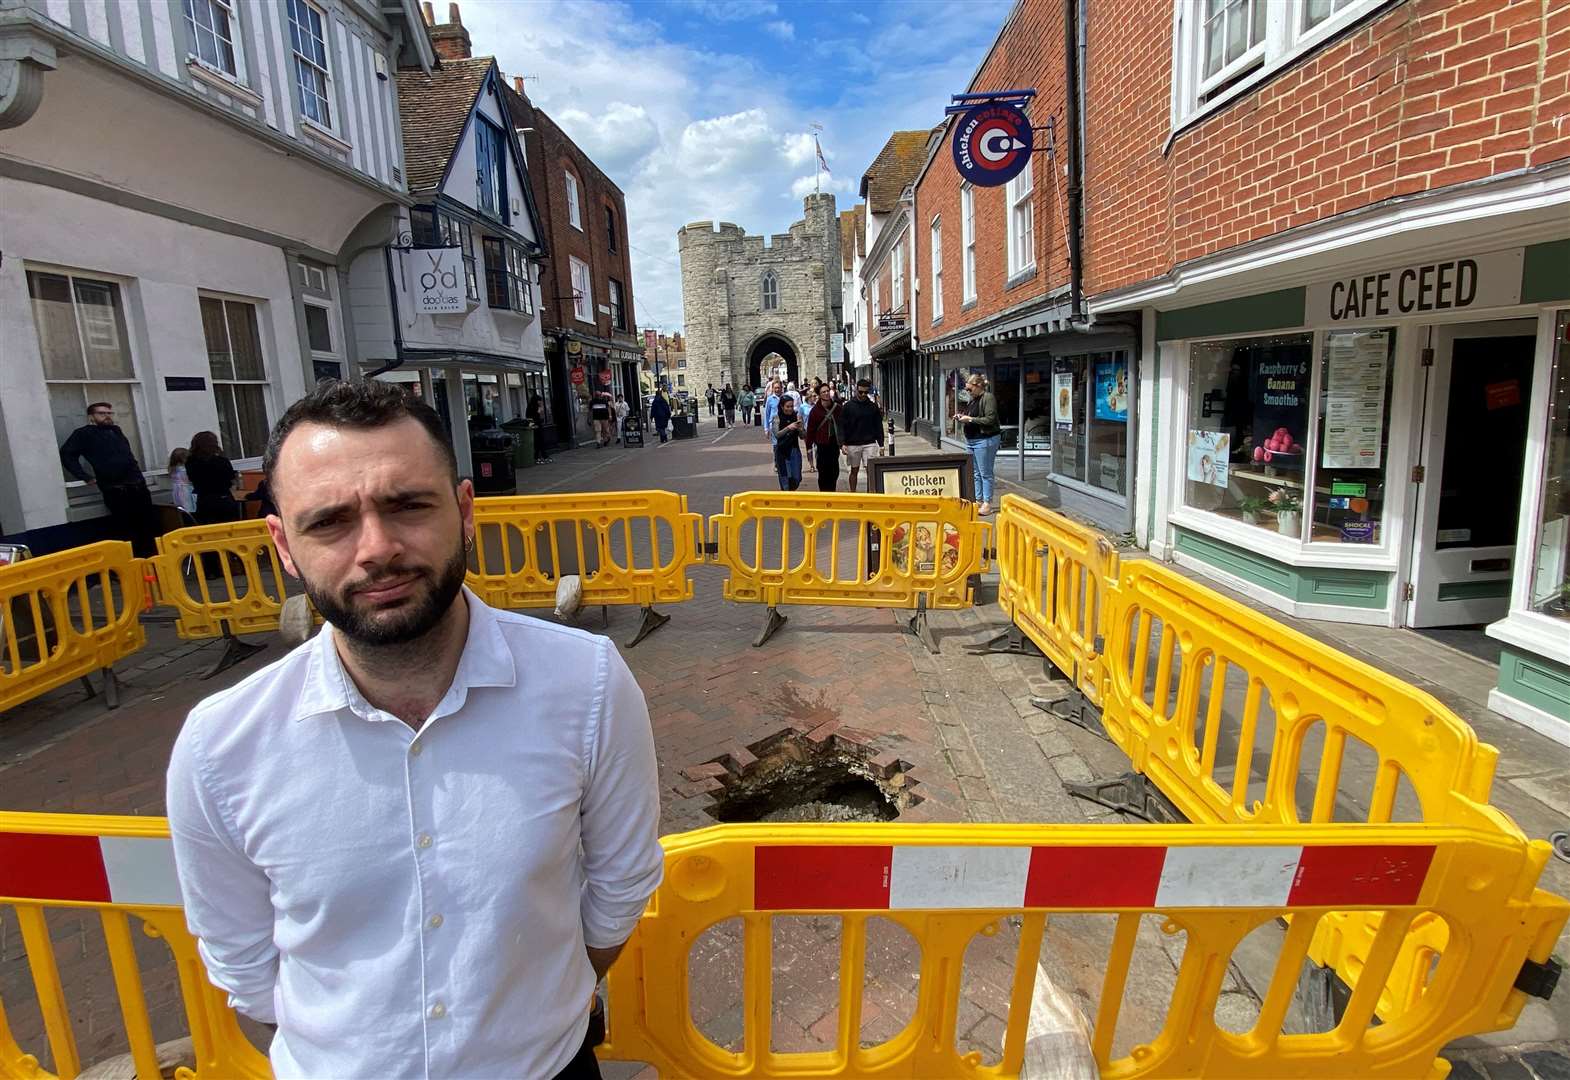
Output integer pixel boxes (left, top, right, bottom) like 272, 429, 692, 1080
89, 383, 143, 467
1303, 0, 1332, 29
1249, 0, 1265, 45
1531, 312, 1570, 619
28, 271, 87, 380
225, 301, 265, 379
200, 297, 234, 380
214, 385, 241, 461
1311, 328, 1394, 544
232, 384, 269, 458
1184, 333, 1313, 537
1051, 357, 1088, 482
49, 384, 87, 476
1088, 352, 1130, 493
1225, 0, 1247, 63
73, 279, 133, 378
304, 305, 333, 353
1204, 12, 1224, 76
484, 238, 508, 309
410, 207, 437, 246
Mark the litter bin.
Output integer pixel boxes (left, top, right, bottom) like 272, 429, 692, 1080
672, 412, 694, 439
501, 419, 535, 468
470, 429, 516, 493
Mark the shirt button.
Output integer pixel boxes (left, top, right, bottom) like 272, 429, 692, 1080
410, 742, 423, 757
417, 833, 433, 849
428, 913, 444, 929
430, 1002, 446, 1019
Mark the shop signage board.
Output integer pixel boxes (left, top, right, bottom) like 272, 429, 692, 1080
951, 102, 1034, 188
1306, 248, 1523, 324
1053, 373, 1075, 427
598, 369, 614, 385
570, 366, 587, 385
412, 247, 466, 314
1250, 354, 1311, 468
1321, 329, 1389, 469
1094, 357, 1128, 422
830, 333, 845, 365
1187, 430, 1230, 488
866, 454, 975, 579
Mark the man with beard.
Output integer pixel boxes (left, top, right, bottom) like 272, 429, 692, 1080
165, 380, 662, 1080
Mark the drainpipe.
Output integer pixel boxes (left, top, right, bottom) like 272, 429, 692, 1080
364, 243, 407, 380
1064, 0, 1085, 322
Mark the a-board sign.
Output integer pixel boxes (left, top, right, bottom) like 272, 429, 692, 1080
865, 453, 975, 578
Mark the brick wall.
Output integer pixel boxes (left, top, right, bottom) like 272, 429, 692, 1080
1086, 0, 1570, 295
503, 82, 638, 342
915, 0, 1070, 344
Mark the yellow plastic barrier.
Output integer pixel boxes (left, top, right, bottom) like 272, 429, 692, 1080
0, 542, 145, 714
149, 519, 296, 642
993, 494, 1119, 704
467, 490, 704, 646
708, 491, 991, 647
5, 815, 1563, 1079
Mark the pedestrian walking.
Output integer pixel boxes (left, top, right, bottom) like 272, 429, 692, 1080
590, 391, 615, 447
721, 384, 737, 426
651, 389, 672, 443
613, 395, 630, 444
168, 447, 197, 514
739, 385, 755, 426
772, 395, 805, 491
763, 379, 783, 444
167, 378, 662, 1080
806, 384, 841, 492
838, 379, 885, 493
186, 430, 242, 578
527, 394, 552, 464
952, 372, 1001, 515
58, 401, 157, 556
705, 383, 717, 416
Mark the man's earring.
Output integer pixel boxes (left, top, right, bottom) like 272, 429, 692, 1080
464, 533, 475, 552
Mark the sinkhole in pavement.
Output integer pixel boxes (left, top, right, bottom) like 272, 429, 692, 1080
703, 734, 917, 823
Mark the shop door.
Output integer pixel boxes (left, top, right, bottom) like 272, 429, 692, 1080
1407, 321, 1536, 627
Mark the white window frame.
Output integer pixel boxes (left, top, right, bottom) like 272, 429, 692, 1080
287, 0, 334, 132
565, 171, 582, 231
200, 293, 273, 463
1006, 159, 1035, 278
608, 277, 627, 330
1172, 0, 1387, 130
892, 241, 905, 312
961, 184, 976, 303
302, 299, 338, 358
871, 273, 881, 324
29, 267, 150, 486
570, 256, 593, 323
930, 215, 943, 321
183, 0, 246, 82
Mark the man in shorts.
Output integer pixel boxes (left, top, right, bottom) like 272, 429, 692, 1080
837, 378, 885, 493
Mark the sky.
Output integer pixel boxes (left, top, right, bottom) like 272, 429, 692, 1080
454, 0, 1015, 334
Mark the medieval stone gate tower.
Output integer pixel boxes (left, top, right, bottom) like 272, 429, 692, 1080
678, 193, 842, 393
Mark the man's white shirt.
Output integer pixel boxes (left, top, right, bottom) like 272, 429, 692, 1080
166, 589, 664, 1078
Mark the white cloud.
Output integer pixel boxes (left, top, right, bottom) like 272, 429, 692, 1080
454, 0, 1011, 333
763, 19, 795, 40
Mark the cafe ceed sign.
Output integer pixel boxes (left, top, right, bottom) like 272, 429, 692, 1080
1306, 247, 1523, 324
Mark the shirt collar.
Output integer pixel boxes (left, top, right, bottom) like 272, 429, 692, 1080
293, 586, 517, 723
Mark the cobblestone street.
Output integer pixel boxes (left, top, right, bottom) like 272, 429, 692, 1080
3, 425, 1569, 1079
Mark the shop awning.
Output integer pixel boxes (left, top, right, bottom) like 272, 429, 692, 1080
921, 291, 1079, 353
395, 348, 546, 374
870, 328, 912, 359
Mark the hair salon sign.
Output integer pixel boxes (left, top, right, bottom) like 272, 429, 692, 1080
413, 247, 467, 314
1306, 248, 1522, 324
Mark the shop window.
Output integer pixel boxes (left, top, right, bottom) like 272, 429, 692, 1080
1531, 312, 1570, 620
29, 270, 146, 483
200, 295, 270, 460
1310, 329, 1394, 544
1045, 352, 1131, 493
1184, 333, 1313, 537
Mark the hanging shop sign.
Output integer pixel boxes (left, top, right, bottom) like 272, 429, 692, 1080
830, 332, 845, 365
1306, 248, 1523, 324
412, 247, 466, 314
570, 366, 587, 385
598, 368, 614, 385
951, 102, 1033, 188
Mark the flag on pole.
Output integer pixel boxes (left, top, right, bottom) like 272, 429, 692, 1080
815, 135, 831, 174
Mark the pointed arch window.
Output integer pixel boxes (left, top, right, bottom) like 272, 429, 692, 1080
761, 270, 780, 312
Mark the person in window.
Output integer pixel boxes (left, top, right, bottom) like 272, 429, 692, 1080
773, 395, 805, 491
527, 395, 553, 464
59, 402, 158, 557
650, 389, 672, 444
951, 373, 1001, 516
168, 448, 197, 515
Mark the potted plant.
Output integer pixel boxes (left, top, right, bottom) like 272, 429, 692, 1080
1238, 495, 1271, 526
1269, 488, 1302, 536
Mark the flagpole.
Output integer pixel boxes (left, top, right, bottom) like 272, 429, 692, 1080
812, 123, 824, 195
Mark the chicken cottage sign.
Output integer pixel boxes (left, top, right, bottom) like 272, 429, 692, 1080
951, 101, 1033, 188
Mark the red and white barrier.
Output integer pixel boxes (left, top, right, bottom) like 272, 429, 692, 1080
754, 843, 1435, 911
0, 832, 181, 906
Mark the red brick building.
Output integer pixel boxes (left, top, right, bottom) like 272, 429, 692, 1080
915, 0, 1570, 738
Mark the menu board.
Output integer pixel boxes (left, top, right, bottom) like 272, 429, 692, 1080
1321, 330, 1389, 469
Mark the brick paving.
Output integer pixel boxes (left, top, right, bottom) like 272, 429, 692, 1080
2, 426, 1567, 1076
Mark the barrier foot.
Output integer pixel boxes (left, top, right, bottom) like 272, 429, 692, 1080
968, 626, 1044, 657
626, 606, 670, 648
204, 628, 267, 681
1047, 687, 1107, 740
100, 667, 120, 710
1292, 961, 1347, 1033
906, 603, 939, 655
1064, 771, 1184, 824
753, 606, 787, 647
601, 604, 610, 629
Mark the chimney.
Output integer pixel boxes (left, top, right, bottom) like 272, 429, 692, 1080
420, 1, 433, 23
513, 75, 524, 95
428, 0, 471, 61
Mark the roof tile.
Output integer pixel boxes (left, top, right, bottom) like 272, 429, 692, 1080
859, 130, 930, 215
394, 57, 495, 196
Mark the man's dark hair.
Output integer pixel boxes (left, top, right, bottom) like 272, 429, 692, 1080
856, 379, 871, 390
263, 379, 457, 495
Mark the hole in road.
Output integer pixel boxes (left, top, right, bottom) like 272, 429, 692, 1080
701, 733, 917, 823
